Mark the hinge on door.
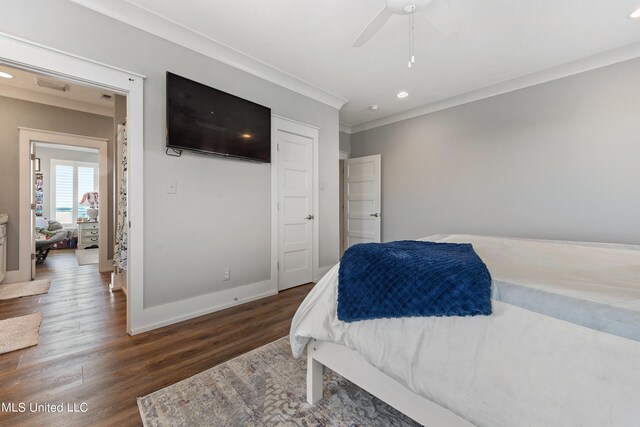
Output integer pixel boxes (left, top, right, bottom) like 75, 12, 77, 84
277, 201, 279, 211
277, 261, 280, 270
30, 203, 36, 210
31, 253, 36, 260
277, 143, 279, 151
129, 221, 131, 228
30, 154, 36, 160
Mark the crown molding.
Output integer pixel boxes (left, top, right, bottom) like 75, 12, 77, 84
339, 122, 353, 134
0, 32, 146, 80
70, 0, 348, 110
351, 41, 640, 134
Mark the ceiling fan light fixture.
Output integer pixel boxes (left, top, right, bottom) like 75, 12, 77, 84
630, 7, 640, 18
396, 91, 409, 99
403, 4, 417, 14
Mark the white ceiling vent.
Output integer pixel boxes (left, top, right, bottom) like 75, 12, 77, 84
35, 77, 70, 92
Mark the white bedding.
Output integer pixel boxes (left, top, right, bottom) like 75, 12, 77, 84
290, 235, 640, 426
431, 234, 640, 311
435, 234, 640, 341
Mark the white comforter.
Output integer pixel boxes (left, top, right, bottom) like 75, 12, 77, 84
290, 235, 640, 427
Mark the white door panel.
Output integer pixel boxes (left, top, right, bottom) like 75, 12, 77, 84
344, 155, 381, 249
278, 130, 313, 290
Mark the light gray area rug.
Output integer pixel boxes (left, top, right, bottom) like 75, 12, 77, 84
76, 248, 99, 266
0, 312, 43, 355
138, 337, 419, 426
0, 279, 51, 300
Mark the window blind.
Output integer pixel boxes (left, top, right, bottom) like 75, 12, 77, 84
54, 164, 74, 224
77, 166, 96, 218
52, 161, 98, 224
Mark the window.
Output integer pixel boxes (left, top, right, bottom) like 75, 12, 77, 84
51, 160, 98, 225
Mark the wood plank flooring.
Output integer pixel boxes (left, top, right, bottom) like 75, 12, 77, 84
0, 249, 313, 426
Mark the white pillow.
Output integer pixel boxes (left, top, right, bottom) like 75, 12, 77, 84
35, 217, 49, 229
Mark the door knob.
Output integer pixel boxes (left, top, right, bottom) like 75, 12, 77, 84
305, 215, 314, 220
370, 213, 379, 217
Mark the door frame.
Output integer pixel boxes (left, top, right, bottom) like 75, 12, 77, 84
271, 115, 320, 289
339, 150, 349, 257
17, 129, 109, 281
0, 32, 145, 335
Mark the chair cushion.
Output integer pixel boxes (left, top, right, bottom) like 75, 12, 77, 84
47, 220, 63, 231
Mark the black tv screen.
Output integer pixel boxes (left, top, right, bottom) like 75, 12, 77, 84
166, 72, 271, 162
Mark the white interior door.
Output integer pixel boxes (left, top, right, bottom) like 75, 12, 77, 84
277, 129, 314, 290
344, 154, 381, 249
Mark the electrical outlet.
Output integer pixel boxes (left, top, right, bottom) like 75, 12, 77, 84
223, 267, 230, 281
167, 180, 177, 194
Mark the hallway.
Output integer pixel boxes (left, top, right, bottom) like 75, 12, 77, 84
0, 249, 312, 426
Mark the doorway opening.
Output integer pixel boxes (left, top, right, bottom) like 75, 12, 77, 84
0, 34, 143, 334
0, 61, 118, 284
272, 116, 320, 291
33, 142, 102, 270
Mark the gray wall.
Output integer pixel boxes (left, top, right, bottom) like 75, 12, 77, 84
0, 95, 113, 270
36, 145, 99, 222
351, 57, 640, 245
2, 0, 340, 307
339, 131, 351, 153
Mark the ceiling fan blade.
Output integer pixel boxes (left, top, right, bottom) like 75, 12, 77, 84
353, 8, 393, 47
421, 0, 459, 36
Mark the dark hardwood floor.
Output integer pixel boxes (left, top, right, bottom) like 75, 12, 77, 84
0, 249, 313, 426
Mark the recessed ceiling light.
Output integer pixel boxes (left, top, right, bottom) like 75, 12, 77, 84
369, 104, 380, 111
241, 133, 252, 139
396, 91, 409, 99
0, 71, 14, 79
630, 7, 640, 18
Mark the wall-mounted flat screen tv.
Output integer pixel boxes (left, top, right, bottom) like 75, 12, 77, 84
166, 72, 271, 162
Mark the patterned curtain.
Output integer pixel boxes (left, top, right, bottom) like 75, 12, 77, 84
113, 124, 128, 272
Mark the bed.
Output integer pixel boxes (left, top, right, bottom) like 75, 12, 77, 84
290, 234, 640, 426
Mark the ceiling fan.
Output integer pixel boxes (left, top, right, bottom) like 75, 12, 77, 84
353, 0, 459, 67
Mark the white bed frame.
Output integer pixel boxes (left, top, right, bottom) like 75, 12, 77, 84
307, 339, 474, 426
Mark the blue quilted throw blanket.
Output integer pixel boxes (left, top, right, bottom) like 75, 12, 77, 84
337, 241, 492, 322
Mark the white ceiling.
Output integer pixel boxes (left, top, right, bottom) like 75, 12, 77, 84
0, 64, 114, 116
74, 0, 640, 129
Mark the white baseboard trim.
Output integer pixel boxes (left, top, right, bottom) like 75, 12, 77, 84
130, 279, 277, 335
4, 269, 30, 284
100, 259, 114, 273
313, 265, 334, 283
110, 270, 125, 291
